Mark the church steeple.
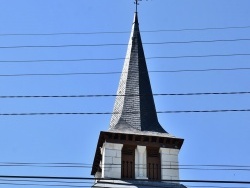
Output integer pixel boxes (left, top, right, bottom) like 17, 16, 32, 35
109, 12, 167, 134
91, 8, 186, 188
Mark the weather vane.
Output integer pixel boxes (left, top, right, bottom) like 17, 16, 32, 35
134, 0, 142, 12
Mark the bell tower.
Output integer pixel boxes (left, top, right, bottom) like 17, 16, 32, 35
91, 3, 187, 188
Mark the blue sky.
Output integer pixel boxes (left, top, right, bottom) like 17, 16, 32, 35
0, 0, 250, 187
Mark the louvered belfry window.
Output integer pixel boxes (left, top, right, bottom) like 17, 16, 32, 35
147, 148, 161, 180
121, 146, 135, 179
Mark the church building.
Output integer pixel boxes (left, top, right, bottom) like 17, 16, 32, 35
91, 4, 187, 188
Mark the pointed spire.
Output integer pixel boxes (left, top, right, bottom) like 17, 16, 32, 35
109, 13, 167, 134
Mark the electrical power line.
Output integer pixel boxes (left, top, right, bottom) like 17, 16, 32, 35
0, 178, 90, 185
0, 175, 93, 188
0, 53, 250, 63
0, 109, 250, 116
0, 91, 250, 98
94, 180, 248, 188
2, 163, 250, 172
2, 176, 250, 188
0, 182, 89, 188
1, 175, 250, 185
1, 67, 250, 77
93, 180, 250, 188
0, 178, 92, 188
0, 38, 250, 49
2, 162, 250, 168
0, 181, 248, 188
1, 25, 250, 36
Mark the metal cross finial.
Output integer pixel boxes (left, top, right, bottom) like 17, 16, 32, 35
134, 0, 141, 12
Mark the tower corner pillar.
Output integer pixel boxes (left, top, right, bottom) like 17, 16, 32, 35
159, 147, 180, 182
135, 145, 147, 179
101, 142, 123, 179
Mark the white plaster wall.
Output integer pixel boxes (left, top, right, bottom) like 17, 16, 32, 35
101, 142, 123, 179
135, 145, 147, 179
160, 148, 180, 181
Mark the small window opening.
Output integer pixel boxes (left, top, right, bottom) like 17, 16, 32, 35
147, 148, 161, 180
122, 146, 135, 179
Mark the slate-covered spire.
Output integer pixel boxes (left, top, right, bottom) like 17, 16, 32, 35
109, 12, 167, 134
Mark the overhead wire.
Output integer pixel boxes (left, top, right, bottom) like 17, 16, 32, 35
0, 178, 90, 185
93, 182, 250, 188
0, 53, 250, 63
0, 91, 250, 98
2, 163, 250, 172
93, 180, 250, 187
0, 38, 250, 49
1, 25, 250, 36
0, 109, 250, 116
2, 162, 250, 168
1, 173, 250, 188
0, 182, 89, 187
1, 179, 250, 188
1, 67, 250, 77
0, 178, 91, 186
0, 175, 93, 188
0, 181, 249, 188
1, 175, 250, 185
1, 176, 250, 188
